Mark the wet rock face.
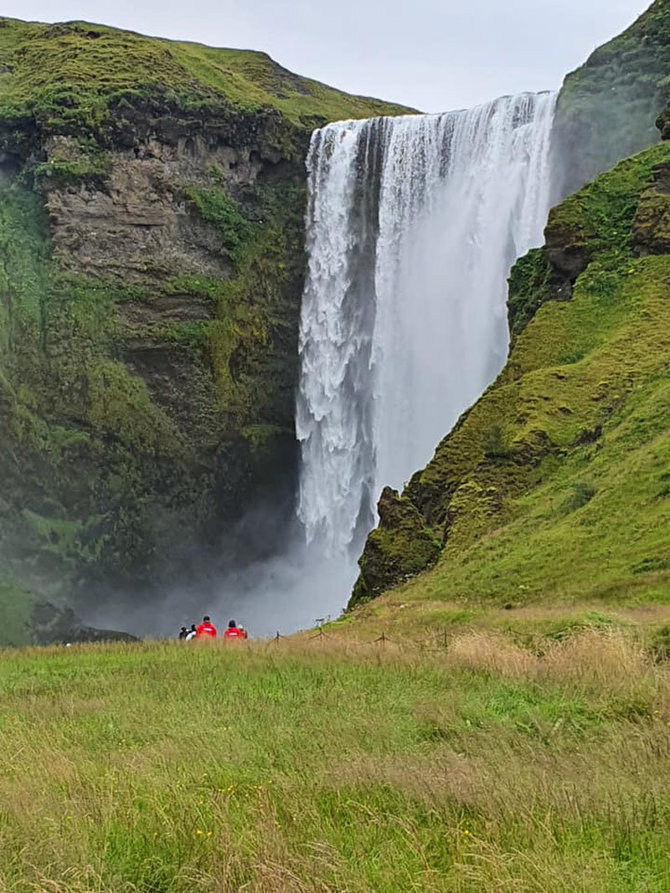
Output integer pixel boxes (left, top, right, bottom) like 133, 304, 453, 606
42, 135, 262, 282
350, 488, 441, 607
0, 104, 309, 608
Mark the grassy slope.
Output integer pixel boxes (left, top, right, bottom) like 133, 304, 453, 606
353, 141, 670, 615
0, 17, 412, 128
1, 634, 670, 892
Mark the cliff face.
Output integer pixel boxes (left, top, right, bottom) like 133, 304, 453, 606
352, 135, 670, 608
0, 18, 410, 641
552, 0, 670, 197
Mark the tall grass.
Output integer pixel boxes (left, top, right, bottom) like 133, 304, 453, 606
0, 632, 669, 891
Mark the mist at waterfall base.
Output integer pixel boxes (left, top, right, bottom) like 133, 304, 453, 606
85, 93, 556, 640
83, 530, 356, 640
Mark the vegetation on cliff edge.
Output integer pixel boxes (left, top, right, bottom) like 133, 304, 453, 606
0, 17, 412, 140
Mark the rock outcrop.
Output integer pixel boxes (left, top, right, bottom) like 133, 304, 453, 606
351, 488, 441, 604
552, 0, 670, 197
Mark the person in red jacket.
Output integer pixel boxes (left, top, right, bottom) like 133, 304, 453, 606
224, 620, 248, 640
195, 616, 217, 639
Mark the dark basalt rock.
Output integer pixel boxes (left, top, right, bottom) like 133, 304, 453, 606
350, 488, 441, 607
31, 602, 138, 645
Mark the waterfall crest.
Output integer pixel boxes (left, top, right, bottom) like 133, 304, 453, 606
296, 93, 556, 557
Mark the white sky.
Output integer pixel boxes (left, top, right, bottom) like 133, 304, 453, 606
2, 0, 652, 112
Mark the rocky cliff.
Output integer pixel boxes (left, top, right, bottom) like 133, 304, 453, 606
552, 0, 670, 197
352, 132, 670, 608
0, 18, 409, 644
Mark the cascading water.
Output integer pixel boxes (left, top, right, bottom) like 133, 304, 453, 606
99, 94, 557, 639
297, 92, 556, 561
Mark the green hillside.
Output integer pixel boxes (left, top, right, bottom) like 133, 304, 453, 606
0, 17, 411, 132
352, 140, 670, 613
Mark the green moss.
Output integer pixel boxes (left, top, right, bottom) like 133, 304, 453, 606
158, 320, 215, 344
185, 187, 256, 267
633, 175, 670, 252
351, 488, 441, 606
0, 182, 49, 371
21, 509, 106, 565
87, 359, 183, 455
164, 276, 223, 301
547, 142, 670, 263
507, 249, 559, 339
34, 153, 111, 188
206, 181, 306, 431
0, 17, 412, 141
481, 424, 517, 462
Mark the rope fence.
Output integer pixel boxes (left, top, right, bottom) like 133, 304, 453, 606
264, 624, 462, 653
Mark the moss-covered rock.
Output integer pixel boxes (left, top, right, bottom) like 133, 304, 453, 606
633, 161, 670, 253
507, 248, 572, 341
553, 0, 670, 197
0, 579, 35, 647
351, 488, 441, 606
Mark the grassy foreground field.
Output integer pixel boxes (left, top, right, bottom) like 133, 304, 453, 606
1, 630, 670, 892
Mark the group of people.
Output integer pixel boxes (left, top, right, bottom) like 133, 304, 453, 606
178, 616, 248, 642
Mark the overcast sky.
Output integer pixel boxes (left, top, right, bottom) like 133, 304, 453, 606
2, 0, 652, 112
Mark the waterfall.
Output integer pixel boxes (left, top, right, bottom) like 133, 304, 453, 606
296, 92, 557, 559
